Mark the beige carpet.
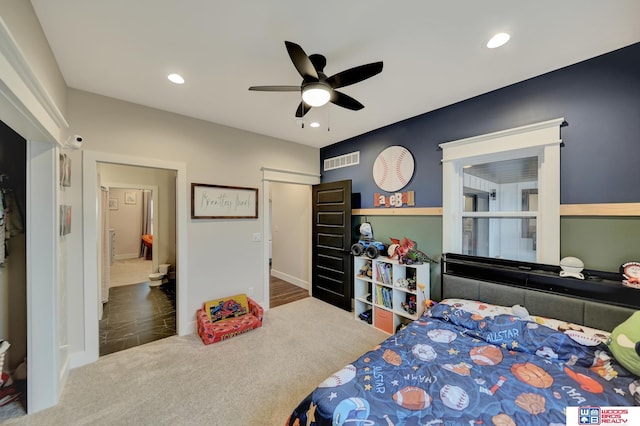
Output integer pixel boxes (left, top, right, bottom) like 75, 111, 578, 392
4, 297, 387, 425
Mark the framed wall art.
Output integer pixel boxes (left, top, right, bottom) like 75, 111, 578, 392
60, 205, 72, 235
124, 191, 137, 204
109, 198, 118, 210
191, 183, 258, 219
59, 153, 71, 187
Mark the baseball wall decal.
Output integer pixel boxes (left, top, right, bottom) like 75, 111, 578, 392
373, 146, 414, 192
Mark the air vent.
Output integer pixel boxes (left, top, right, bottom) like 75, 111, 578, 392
324, 151, 360, 171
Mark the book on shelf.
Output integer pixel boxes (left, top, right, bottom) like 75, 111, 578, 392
377, 286, 392, 309
376, 262, 392, 285
385, 288, 393, 309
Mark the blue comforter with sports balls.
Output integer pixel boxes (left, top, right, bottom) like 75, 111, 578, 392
287, 301, 639, 425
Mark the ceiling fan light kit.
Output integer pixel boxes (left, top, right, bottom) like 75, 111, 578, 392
302, 82, 331, 107
249, 41, 383, 120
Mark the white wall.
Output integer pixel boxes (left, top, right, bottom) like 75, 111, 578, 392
107, 188, 142, 258
0, 0, 67, 120
100, 162, 177, 271
0, 2, 71, 412
66, 88, 319, 354
0, 2, 318, 408
270, 182, 311, 289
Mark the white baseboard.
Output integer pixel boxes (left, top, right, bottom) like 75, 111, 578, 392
270, 269, 308, 290
59, 353, 69, 391
69, 349, 97, 369
114, 253, 140, 260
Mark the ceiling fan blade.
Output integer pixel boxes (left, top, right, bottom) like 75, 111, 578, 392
295, 101, 311, 118
331, 90, 364, 111
248, 85, 300, 92
285, 41, 319, 81
326, 61, 383, 89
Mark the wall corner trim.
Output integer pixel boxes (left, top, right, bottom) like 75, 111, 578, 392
261, 167, 320, 185
0, 17, 68, 143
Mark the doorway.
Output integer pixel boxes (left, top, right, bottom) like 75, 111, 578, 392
81, 151, 187, 367
261, 168, 319, 311
0, 120, 27, 419
97, 165, 176, 356
268, 181, 311, 308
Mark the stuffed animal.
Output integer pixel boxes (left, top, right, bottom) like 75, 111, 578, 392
512, 304, 531, 321
607, 311, 640, 376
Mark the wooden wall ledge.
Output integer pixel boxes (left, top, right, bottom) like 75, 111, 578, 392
353, 203, 640, 217
559, 203, 640, 216
353, 207, 442, 216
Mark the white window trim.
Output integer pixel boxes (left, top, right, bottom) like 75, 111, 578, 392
440, 118, 564, 265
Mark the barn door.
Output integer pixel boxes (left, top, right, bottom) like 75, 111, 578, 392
311, 180, 353, 311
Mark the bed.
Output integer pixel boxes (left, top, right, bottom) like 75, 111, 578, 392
286, 254, 640, 425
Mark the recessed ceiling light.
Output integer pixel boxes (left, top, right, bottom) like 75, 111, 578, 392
487, 32, 510, 49
310, 122, 320, 128
168, 73, 185, 84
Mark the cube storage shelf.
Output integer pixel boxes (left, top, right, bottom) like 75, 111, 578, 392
354, 255, 430, 334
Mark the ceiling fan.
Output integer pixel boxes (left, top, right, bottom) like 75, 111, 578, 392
249, 41, 383, 118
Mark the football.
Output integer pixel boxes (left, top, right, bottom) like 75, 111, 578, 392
393, 386, 431, 410
470, 345, 503, 365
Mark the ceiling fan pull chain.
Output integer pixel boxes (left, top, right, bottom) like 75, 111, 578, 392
327, 106, 331, 132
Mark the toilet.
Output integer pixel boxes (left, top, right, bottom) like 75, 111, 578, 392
149, 263, 171, 287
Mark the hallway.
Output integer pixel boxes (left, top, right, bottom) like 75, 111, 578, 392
99, 258, 175, 356
269, 276, 309, 308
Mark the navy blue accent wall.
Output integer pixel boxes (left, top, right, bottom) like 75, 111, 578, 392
321, 42, 640, 207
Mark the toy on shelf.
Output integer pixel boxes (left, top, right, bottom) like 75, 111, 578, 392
395, 278, 416, 292
357, 261, 373, 279
351, 222, 387, 259
359, 309, 373, 324
401, 294, 417, 315
621, 262, 640, 289
559, 256, 585, 280
388, 237, 437, 265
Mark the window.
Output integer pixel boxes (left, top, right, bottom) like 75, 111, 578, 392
440, 118, 564, 264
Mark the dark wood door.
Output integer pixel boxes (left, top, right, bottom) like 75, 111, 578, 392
312, 180, 353, 311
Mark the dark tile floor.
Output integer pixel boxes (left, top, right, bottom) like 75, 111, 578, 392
99, 280, 176, 356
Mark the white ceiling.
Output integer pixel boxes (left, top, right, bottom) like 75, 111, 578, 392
30, 1, 640, 149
